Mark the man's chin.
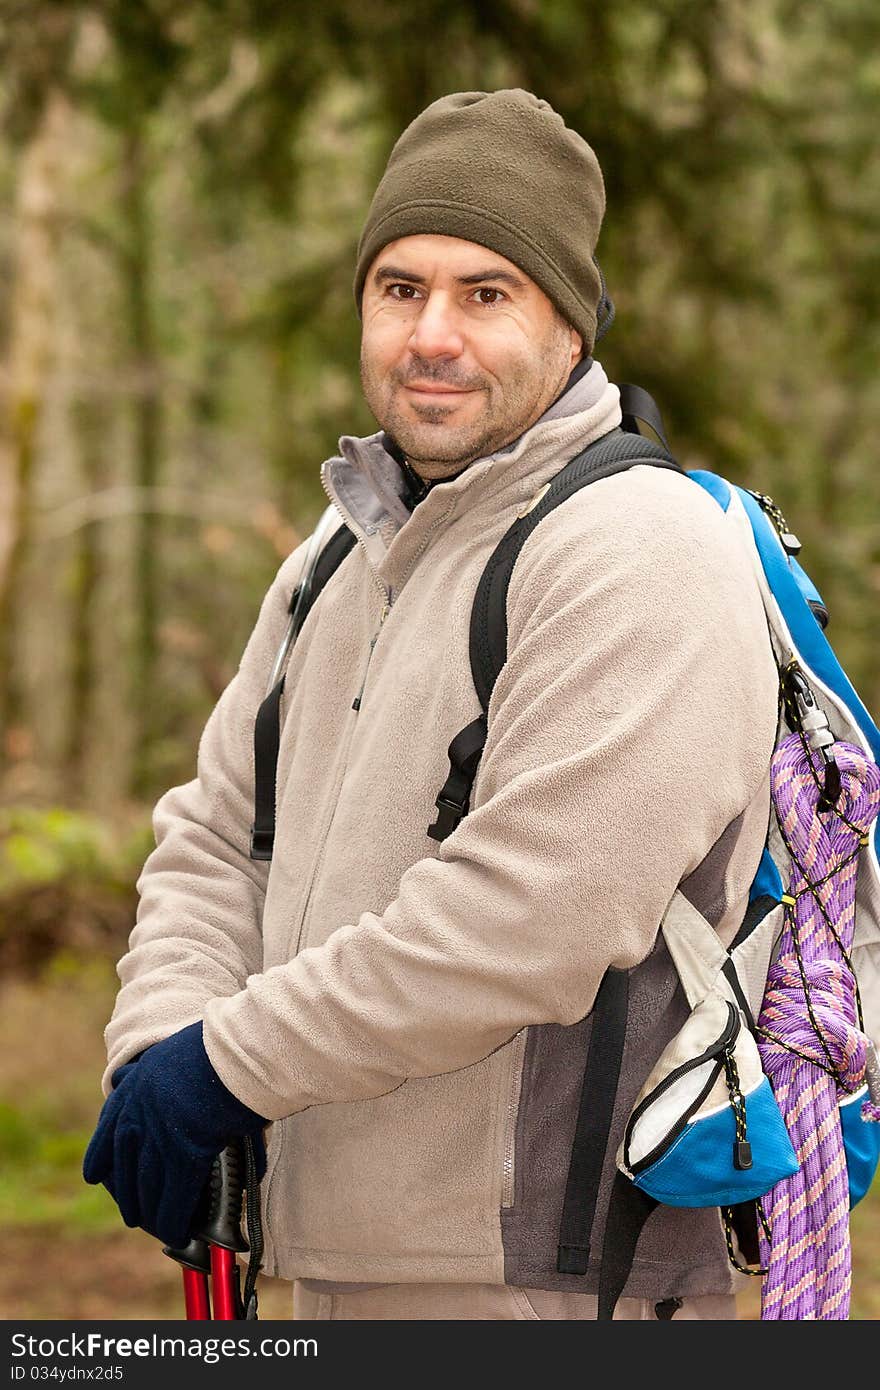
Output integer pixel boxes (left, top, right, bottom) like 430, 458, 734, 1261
391, 428, 487, 468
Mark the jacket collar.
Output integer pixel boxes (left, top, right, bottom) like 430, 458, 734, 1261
321, 358, 622, 601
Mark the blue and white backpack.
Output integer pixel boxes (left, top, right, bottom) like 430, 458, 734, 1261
603, 423, 880, 1318
249, 379, 880, 1319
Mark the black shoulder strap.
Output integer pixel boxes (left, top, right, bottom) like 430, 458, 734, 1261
618, 383, 671, 452
427, 424, 681, 842
250, 522, 357, 861
597, 1172, 659, 1319
557, 967, 631, 1276
309, 521, 359, 598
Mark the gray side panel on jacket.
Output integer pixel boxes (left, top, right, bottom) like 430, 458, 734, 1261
500, 814, 761, 1300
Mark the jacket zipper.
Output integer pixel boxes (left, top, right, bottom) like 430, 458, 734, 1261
320, 463, 391, 614
352, 601, 390, 711
501, 1029, 528, 1208
286, 475, 394, 960
624, 1001, 740, 1175
293, 595, 390, 951
319, 467, 393, 713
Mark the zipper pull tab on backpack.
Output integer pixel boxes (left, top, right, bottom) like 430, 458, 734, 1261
723, 1046, 753, 1171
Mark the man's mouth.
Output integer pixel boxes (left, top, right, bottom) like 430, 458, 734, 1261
403, 383, 475, 398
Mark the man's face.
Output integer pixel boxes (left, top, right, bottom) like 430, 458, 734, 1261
359, 235, 583, 479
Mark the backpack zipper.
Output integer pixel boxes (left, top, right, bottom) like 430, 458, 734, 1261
625, 1001, 741, 1174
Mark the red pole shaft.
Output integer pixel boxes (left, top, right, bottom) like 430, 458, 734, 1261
182, 1268, 211, 1320
210, 1245, 238, 1320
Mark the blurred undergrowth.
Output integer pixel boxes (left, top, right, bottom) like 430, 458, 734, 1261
0, 807, 150, 973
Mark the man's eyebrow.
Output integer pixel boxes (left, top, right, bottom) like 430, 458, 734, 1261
373, 266, 428, 285
455, 268, 527, 288
372, 265, 527, 289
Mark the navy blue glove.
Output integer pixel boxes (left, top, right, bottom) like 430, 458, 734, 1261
83, 1021, 268, 1247
108, 1053, 144, 1089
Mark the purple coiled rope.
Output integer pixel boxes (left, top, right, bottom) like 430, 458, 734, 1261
757, 733, 880, 1319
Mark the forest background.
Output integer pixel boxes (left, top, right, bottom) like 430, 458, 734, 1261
1, 0, 878, 1318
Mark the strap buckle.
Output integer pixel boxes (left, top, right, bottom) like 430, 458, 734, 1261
249, 825, 275, 861
427, 793, 468, 843
557, 1244, 590, 1276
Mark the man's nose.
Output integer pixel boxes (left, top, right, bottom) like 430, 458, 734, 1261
407, 291, 464, 358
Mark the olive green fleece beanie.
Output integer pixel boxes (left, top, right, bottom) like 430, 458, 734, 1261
354, 89, 606, 353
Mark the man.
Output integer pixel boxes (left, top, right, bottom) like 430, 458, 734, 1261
84, 90, 778, 1320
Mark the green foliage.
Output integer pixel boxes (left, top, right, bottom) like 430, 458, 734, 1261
2, 0, 879, 798
0, 1102, 117, 1232
0, 1102, 32, 1162
0, 965, 129, 1235
0, 807, 150, 896
0, 810, 150, 974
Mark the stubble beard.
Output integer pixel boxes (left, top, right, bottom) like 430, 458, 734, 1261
360, 328, 573, 479
376, 386, 518, 474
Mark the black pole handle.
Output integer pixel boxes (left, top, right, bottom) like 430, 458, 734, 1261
163, 1142, 248, 1269
163, 1233, 211, 1273
196, 1143, 250, 1253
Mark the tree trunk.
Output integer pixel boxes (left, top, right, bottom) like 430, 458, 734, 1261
121, 122, 164, 799
0, 87, 71, 762
64, 396, 109, 792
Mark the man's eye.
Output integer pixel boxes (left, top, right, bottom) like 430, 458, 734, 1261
388, 283, 420, 299
472, 287, 504, 306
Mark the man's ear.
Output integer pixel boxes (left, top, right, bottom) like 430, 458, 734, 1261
569, 327, 584, 368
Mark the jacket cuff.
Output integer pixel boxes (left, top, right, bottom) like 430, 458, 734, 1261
202, 1002, 302, 1122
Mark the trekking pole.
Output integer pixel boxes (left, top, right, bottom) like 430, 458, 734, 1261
165, 1235, 211, 1320
163, 1143, 248, 1320
199, 1142, 250, 1320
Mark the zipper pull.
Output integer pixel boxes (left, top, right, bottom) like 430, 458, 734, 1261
723, 1046, 753, 1171
352, 637, 377, 712
351, 603, 390, 712
734, 1139, 753, 1171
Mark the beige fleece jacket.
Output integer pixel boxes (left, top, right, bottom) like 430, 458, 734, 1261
102, 368, 778, 1289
